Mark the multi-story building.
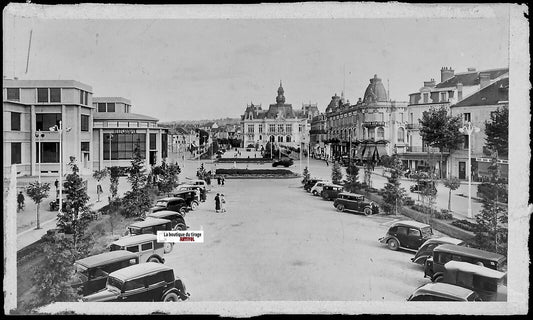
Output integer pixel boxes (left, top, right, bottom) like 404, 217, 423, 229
402, 66, 509, 178
241, 82, 308, 150
310, 113, 328, 158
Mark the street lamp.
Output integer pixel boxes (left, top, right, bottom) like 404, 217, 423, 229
34, 130, 45, 184
106, 134, 114, 164
459, 121, 480, 219
49, 121, 71, 214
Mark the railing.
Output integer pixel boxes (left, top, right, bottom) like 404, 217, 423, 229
362, 121, 385, 127
406, 123, 420, 130
406, 146, 447, 153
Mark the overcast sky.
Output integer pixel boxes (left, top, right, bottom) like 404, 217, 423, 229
3, 4, 510, 121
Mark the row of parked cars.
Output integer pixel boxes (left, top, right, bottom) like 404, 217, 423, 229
377, 220, 507, 301
70, 179, 211, 302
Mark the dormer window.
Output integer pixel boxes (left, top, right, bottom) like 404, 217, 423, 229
423, 93, 429, 103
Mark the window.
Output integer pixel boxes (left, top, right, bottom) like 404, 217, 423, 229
81, 115, 90, 131
81, 142, 90, 152
463, 135, 469, 149
80, 90, 84, 104
7, 88, 20, 101
278, 136, 283, 142
408, 228, 421, 237
36, 142, 60, 163
50, 88, 61, 103
145, 273, 165, 287
286, 124, 292, 133
423, 93, 429, 103
11, 112, 21, 131
141, 242, 153, 251
161, 133, 168, 159
269, 124, 275, 133
107, 103, 116, 112
150, 133, 157, 150
464, 113, 471, 122
11, 143, 21, 164
37, 88, 49, 103
124, 279, 144, 291
278, 124, 284, 133
299, 124, 303, 132
286, 135, 291, 143
84, 92, 89, 105
247, 125, 254, 134
440, 92, 447, 102
258, 124, 263, 133
397, 127, 405, 142
126, 245, 139, 253
397, 226, 408, 236
377, 127, 384, 140
104, 133, 146, 160
97, 103, 106, 112
36, 113, 61, 131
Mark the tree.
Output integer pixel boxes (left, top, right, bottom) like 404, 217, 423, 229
484, 105, 508, 157
25, 182, 51, 229
381, 154, 407, 215
344, 164, 361, 193
122, 142, 152, 218
302, 166, 310, 185
92, 169, 108, 202
419, 106, 463, 178
331, 161, 343, 185
107, 166, 122, 200
151, 159, 181, 194
443, 177, 461, 211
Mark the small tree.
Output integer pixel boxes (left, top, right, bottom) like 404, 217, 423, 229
107, 166, 122, 200
484, 105, 508, 157
122, 143, 152, 218
92, 169, 108, 202
25, 182, 51, 229
443, 177, 461, 211
302, 166, 310, 185
344, 164, 361, 193
381, 154, 406, 215
152, 159, 181, 194
331, 161, 343, 185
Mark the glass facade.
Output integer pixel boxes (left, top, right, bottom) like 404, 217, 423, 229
36, 113, 61, 131
37, 88, 48, 103
11, 112, 20, 131
36, 142, 60, 163
50, 88, 61, 103
11, 143, 21, 164
103, 133, 146, 160
149, 133, 157, 150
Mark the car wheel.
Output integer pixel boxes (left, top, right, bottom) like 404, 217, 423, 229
179, 207, 186, 215
387, 239, 399, 251
162, 292, 180, 302
163, 242, 174, 254
363, 207, 372, 216
190, 202, 198, 210
149, 256, 163, 263
337, 204, 345, 212
432, 274, 443, 283
312, 190, 318, 196
174, 222, 186, 231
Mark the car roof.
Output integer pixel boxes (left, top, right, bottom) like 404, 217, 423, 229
111, 234, 158, 246
421, 237, 464, 247
156, 197, 184, 202
128, 217, 171, 228
147, 211, 182, 219
324, 183, 343, 188
413, 282, 475, 300
75, 250, 138, 268
338, 192, 364, 197
171, 190, 194, 195
434, 244, 506, 262
444, 261, 507, 279
391, 220, 431, 229
109, 262, 173, 282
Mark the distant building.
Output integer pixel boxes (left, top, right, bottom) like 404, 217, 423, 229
310, 113, 328, 157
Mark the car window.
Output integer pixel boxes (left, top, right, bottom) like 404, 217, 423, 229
162, 270, 174, 282
91, 268, 108, 279
397, 226, 408, 236
124, 278, 145, 291
126, 245, 139, 253
154, 241, 164, 250
109, 244, 122, 251
145, 273, 165, 286
389, 226, 397, 234
437, 252, 452, 264
421, 227, 433, 237
155, 200, 168, 206
141, 242, 153, 251
408, 228, 421, 237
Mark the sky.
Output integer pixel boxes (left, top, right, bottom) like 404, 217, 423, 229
3, 4, 510, 121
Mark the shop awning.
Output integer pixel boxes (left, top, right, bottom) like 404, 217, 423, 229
375, 145, 388, 160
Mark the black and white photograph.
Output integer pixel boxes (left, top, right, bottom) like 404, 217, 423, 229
3, 2, 529, 316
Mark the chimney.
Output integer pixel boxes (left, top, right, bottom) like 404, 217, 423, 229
440, 67, 454, 83
424, 78, 436, 88
457, 82, 463, 101
467, 67, 476, 72
479, 72, 491, 89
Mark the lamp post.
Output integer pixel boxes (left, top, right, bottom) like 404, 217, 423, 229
35, 130, 45, 184
459, 121, 480, 219
106, 134, 114, 165
49, 121, 71, 214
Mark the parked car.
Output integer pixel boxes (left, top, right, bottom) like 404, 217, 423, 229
149, 197, 189, 215
320, 184, 344, 201
304, 178, 323, 192
378, 220, 433, 251
109, 234, 165, 263
407, 282, 482, 301
146, 210, 187, 231
424, 244, 506, 282
168, 190, 200, 210
184, 179, 208, 190
72, 250, 139, 297
310, 181, 331, 196
333, 192, 379, 215
411, 237, 465, 265
176, 184, 206, 202
442, 260, 507, 301
83, 262, 190, 302
126, 218, 175, 253
272, 158, 294, 167
410, 179, 437, 195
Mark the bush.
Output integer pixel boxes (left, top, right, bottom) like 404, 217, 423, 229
432, 209, 453, 220
367, 187, 378, 193
404, 197, 415, 205
477, 183, 508, 203
215, 168, 294, 175
451, 219, 477, 232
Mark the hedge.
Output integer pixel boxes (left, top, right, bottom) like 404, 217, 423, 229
215, 168, 294, 175
451, 219, 477, 232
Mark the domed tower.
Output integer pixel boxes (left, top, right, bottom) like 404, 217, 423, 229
276, 80, 286, 104
325, 93, 341, 113
363, 74, 388, 103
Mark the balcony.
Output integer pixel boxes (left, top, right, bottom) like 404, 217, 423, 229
406, 123, 420, 130
406, 146, 448, 153
362, 121, 385, 128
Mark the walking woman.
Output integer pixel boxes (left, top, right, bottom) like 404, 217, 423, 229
220, 194, 226, 213
214, 193, 221, 213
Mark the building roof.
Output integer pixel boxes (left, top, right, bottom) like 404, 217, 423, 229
452, 77, 509, 107
363, 74, 388, 103
435, 68, 508, 89
93, 112, 159, 122
109, 262, 172, 282
3, 79, 93, 92
75, 250, 138, 268
170, 127, 191, 135
93, 96, 132, 104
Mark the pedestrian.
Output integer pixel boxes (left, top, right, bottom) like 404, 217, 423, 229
96, 183, 103, 202
54, 179, 59, 196
17, 191, 25, 212
221, 176, 225, 186
214, 193, 221, 213
326, 159, 329, 166
220, 194, 226, 213
217, 176, 221, 185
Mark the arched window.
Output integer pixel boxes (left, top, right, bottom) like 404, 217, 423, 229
259, 135, 262, 141
397, 127, 405, 143
278, 136, 283, 142
270, 135, 275, 142
286, 135, 291, 143
377, 127, 385, 140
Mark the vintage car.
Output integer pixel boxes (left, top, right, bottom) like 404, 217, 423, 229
310, 181, 332, 196
333, 192, 379, 215
72, 250, 139, 297
146, 210, 187, 231
407, 282, 482, 301
149, 197, 189, 215
184, 179, 208, 190
411, 237, 465, 265
410, 179, 437, 195
442, 260, 507, 301
83, 262, 190, 302
126, 218, 176, 253
272, 158, 294, 167
424, 244, 506, 282
176, 184, 206, 202
320, 184, 344, 201
168, 190, 200, 210
109, 234, 165, 263
379, 220, 433, 251
304, 179, 323, 192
